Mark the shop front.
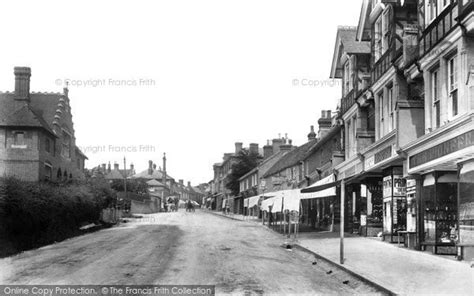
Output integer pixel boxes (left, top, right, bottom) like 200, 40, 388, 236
405, 118, 474, 259
382, 167, 408, 243
458, 160, 474, 261
362, 135, 405, 242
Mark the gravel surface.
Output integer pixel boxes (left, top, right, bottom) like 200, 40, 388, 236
0, 210, 384, 295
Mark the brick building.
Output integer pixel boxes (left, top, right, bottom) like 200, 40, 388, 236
0, 67, 87, 181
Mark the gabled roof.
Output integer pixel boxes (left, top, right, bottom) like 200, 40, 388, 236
303, 125, 342, 160
238, 150, 288, 181
357, 0, 372, 42
330, 27, 370, 79
146, 179, 165, 187
105, 169, 125, 180
0, 95, 56, 137
132, 169, 174, 181
263, 140, 317, 178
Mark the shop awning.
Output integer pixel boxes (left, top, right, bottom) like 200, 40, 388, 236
259, 189, 301, 213
246, 194, 266, 208
300, 174, 339, 199
260, 197, 274, 211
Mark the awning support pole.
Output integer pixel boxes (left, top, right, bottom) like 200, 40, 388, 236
340, 179, 345, 264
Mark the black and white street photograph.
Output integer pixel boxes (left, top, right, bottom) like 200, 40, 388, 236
1, 0, 474, 295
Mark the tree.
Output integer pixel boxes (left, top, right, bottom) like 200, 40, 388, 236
225, 149, 262, 196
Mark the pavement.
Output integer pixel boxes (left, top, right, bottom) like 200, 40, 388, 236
214, 210, 474, 295
0, 210, 382, 295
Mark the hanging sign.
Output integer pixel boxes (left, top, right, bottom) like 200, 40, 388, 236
383, 175, 392, 198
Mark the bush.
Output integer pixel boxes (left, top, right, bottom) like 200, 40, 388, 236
0, 177, 116, 257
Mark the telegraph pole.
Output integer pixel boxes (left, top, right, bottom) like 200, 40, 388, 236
340, 179, 345, 264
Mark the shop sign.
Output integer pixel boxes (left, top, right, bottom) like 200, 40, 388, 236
383, 175, 392, 198
375, 145, 392, 164
365, 155, 375, 170
409, 130, 474, 168
344, 166, 356, 178
393, 175, 406, 197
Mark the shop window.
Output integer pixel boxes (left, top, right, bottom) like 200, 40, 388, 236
422, 172, 457, 244
459, 162, 474, 246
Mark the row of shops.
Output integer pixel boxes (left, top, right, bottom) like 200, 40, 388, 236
233, 122, 474, 261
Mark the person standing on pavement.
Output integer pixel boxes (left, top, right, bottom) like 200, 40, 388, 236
309, 205, 317, 230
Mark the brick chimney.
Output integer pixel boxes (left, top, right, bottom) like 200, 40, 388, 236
148, 160, 153, 175
249, 143, 259, 155
263, 140, 273, 159
14, 67, 31, 101
101, 163, 106, 172
187, 181, 191, 187
130, 163, 134, 171
113, 163, 119, 170
272, 138, 285, 153
162, 153, 167, 185
308, 125, 316, 141
179, 179, 184, 186
235, 142, 243, 154
280, 143, 293, 152
318, 110, 332, 139
107, 162, 111, 173
402, 24, 419, 67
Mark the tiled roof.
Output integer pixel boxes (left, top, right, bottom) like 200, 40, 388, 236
131, 169, 174, 181
0, 93, 56, 136
104, 169, 125, 180
338, 27, 370, 54
263, 140, 318, 178
146, 179, 165, 186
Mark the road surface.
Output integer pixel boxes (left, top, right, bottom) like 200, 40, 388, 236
0, 210, 383, 295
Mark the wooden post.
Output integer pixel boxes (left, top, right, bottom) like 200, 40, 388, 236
340, 179, 345, 264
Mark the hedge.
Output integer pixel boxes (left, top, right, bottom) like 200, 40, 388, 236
0, 177, 116, 257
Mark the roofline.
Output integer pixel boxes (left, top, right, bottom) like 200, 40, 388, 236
330, 29, 342, 79
356, 0, 370, 42
303, 125, 342, 160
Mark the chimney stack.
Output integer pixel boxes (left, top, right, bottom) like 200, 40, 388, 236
107, 162, 111, 173
101, 163, 106, 172
187, 181, 191, 187
249, 143, 259, 155
308, 125, 316, 141
263, 140, 273, 159
162, 153, 167, 184
272, 138, 285, 153
280, 144, 293, 152
318, 110, 332, 139
14, 67, 31, 101
235, 142, 243, 154
130, 163, 134, 171
179, 179, 184, 186
148, 160, 153, 175
114, 163, 119, 170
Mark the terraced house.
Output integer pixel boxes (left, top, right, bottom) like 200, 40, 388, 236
0, 67, 87, 182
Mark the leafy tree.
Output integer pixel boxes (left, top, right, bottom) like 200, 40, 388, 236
225, 149, 262, 196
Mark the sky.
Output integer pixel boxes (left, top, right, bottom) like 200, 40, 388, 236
0, 0, 362, 185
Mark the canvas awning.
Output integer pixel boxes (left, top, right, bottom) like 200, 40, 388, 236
300, 174, 338, 199
259, 189, 301, 213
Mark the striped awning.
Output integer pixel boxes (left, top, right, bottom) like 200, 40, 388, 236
300, 174, 338, 199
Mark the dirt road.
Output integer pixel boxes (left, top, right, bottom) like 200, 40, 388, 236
0, 210, 383, 295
